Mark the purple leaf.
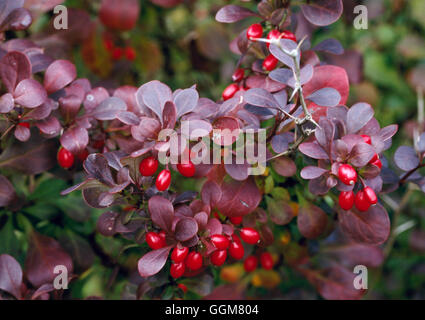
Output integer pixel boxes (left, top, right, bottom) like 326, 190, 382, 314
137, 246, 173, 278
201, 180, 222, 208
162, 101, 177, 129
379, 124, 398, 142
0, 51, 31, 93
244, 88, 279, 109
206, 218, 223, 236
215, 5, 258, 23
349, 142, 375, 167
299, 142, 329, 159
84, 87, 109, 112
301, 0, 343, 26
269, 44, 295, 70
346, 103, 374, 134
417, 132, 425, 154
1, 7, 32, 32
394, 146, 419, 171
131, 117, 161, 142
272, 156, 296, 177
83, 154, 115, 186
174, 217, 199, 242
306, 87, 341, 107
271, 132, 294, 153
60, 126, 88, 155
44, 60, 76, 94
297, 204, 328, 239
0, 93, 14, 113
96, 211, 118, 236
266, 197, 294, 226
312, 38, 344, 55
137, 80, 172, 122
117, 111, 140, 125
0, 254, 23, 299
14, 123, 30, 141
174, 88, 199, 117
13, 79, 47, 108
0, 175, 16, 206
269, 68, 293, 86
301, 166, 328, 180
148, 195, 174, 232
36, 115, 61, 136
91, 97, 127, 121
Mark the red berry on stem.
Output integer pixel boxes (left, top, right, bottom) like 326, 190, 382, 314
58, 148, 74, 169
262, 54, 278, 71
339, 191, 355, 210
363, 186, 377, 205
170, 262, 185, 279
210, 234, 230, 250
177, 283, 187, 293
260, 252, 274, 270
139, 156, 159, 176
111, 47, 123, 60
371, 158, 382, 169
177, 161, 195, 177
210, 250, 227, 266
246, 23, 263, 41
267, 29, 281, 48
361, 134, 372, 145
171, 246, 189, 263
281, 30, 296, 42
125, 47, 136, 61
240, 227, 260, 245
229, 239, 244, 260
229, 216, 243, 225
354, 190, 371, 212
222, 83, 239, 101
156, 169, 171, 191
244, 256, 258, 272
232, 68, 245, 82
338, 164, 357, 185
186, 252, 203, 271
146, 232, 166, 250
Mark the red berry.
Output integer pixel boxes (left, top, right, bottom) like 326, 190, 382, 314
78, 149, 89, 162
210, 234, 230, 250
177, 283, 187, 293
222, 83, 239, 101
57, 148, 74, 169
170, 262, 185, 279
18, 122, 30, 129
370, 158, 382, 169
229, 239, 244, 260
244, 256, 258, 272
171, 246, 189, 263
246, 23, 263, 41
177, 161, 195, 177
229, 216, 243, 225
339, 191, 355, 210
139, 156, 158, 176
159, 230, 166, 240
103, 38, 114, 51
145, 232, 166, 250
156, 169, 171, 191
125, 47, 136, 61
240, 227, 260, 245
363, 186, 377, 205
232, 68, 245, 82
231, 234, 242, 244
111, 47, 123, 60
281, 30, 297, 42
354, 190, 371, 212
267, 29, 281, 48
93, 139, 105, 150
338, 164, 357, 185
260, 252, 274, 270
186, 252, 203, 271
360, 134, 372, 145
262, 54, 278, 71
210, 250, 227, 266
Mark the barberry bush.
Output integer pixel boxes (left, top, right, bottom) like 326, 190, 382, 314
0, 0, 424, 300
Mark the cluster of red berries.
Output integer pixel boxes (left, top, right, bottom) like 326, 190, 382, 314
243, 252, 274, 272
139, 156, 196, 192
57, 147, 89, 169
337, 135, 380, 212
103, 38, 136, 62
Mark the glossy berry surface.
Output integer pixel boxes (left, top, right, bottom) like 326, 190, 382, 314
281, 30, 297, 42
139, 156, 158, 176
244, 256, 258, 272
338, 164, 357, 185
363, 186, 377, 205
210, 250, 227, 266
229, 216, 243, 225
18, 122, 30, 129
339, 191, 355, 210
228, 239, 244, 260
210, 234, 230, 250
222, 83, 239, 101
260, 252, 274, 270
177, 161, 196, 177
186, 252, 203, 271
354, 190, 371, 212
145, 232, 166, 250
57, 148, 74, 169
240, 227, 260, 245
361, 134, 372, 145
171, 246, 189, 263
267, 29, 281, 48
125, 47, 136, 61
232, 68, 245, 82
371, 158, 382, 169
156, 169, 171, 191
263, 54, 278, 71
246, 23, 263, 40
170, 262, 185, 279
